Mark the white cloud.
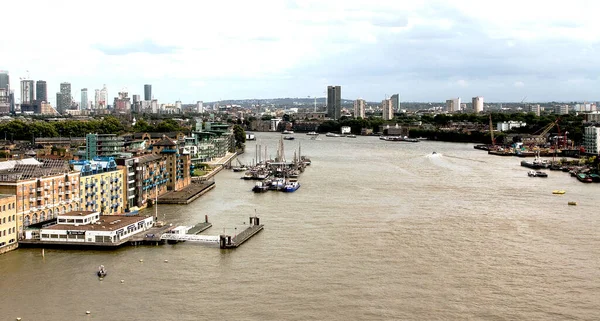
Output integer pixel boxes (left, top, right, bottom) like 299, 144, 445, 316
1, 0, 600, 103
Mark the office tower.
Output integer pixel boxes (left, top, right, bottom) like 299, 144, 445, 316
472, 96, 484, 113
0, 88, 9, 114
36, 80, 47, 103
20, 79, 35, 105
56, 82, 72, 113
144, 84, 152, 101
197, 101, 204, 113
9, 90, 14, 114
100, 85, 107, 108
113, 91, 131, 113
445, 97, 461, 112
353, 98, 365, 119
382, 98, 393, 120
81, 88, 88, 110
132, 94, 141, 112
327, 85, 341, 120
94, 89, 100, 109
0, 71, 8, 91
390, 94, 400, 111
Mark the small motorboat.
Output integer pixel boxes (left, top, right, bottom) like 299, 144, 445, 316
97, 265, 107, 278
568, 201, 577, 206
552, 190, 566, 195
432, 151, 437, 155
535, 171, 548, 177
283, 136, 295, 140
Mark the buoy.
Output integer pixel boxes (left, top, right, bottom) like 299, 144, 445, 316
164, 259, 169, 263
139, 259, 143, 262
42, 249, 45, 257
16, 318, 22, 321
120, 280, 124, 283
86, 311, 91, 314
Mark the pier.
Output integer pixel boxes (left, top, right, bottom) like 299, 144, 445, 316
157, 181, 216, 204
219, 216, 264, 249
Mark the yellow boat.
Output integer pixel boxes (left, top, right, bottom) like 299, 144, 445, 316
568, 201, 577, 206
552, 190, 566, 195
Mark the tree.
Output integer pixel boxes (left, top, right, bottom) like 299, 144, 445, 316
233, 124, 246, 150
133, 119, 153, 133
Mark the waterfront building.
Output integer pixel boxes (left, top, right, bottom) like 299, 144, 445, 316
390, 94, 400, 111
472, 96, 484, 113
583, 126, 600, 155
20, 79, 35, 105
0, 158, 81, 236
446, 98, 461, 113
497, 121, 527, 132
72, 157, 125, 215
0, 194, 17, 254
36, 80, 47, 103
86, 134, 125, 160
115, 154, 168, 210
81, 88, 88, 110
382, 98, 393, 120
151, 137, 191, 192
28, 211, 154, 245
144, 84, 152, 101
353, 98, 365, 119
184, 122, 234, 163
327, 85, 341, 120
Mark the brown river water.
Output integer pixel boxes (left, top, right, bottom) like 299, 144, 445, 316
1, 132, 599, 320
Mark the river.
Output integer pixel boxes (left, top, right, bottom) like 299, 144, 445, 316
1, 133, 599, 320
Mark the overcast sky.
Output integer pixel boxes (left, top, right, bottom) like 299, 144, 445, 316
2, 0, 600, 104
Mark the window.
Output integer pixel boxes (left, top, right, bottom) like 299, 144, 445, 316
51, 234, 58, 238
41, 234, 49, 238
76, 219, 83, 223
2, 205, 4, 211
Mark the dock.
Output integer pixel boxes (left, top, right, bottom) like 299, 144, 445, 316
157, 181, 215, 205
187, 215, 212, 234
219, 216, 264, 249
128, 224, 176, 245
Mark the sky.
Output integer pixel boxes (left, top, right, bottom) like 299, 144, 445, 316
2, 0, 600, 105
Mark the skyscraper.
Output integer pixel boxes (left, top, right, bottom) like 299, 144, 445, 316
36, 80, 47, 103
327, 85, 341, 120
0, 71, 9, 91
446, 98, 461, 112
20, 79, 35, 105
57, 82, 72, 113
144, 84, 152, 101
472, 96, 484, 113
390, 94, 400, 111
353, 98, 365, 119
382, 99, 393, 120
81, 88, 88, 110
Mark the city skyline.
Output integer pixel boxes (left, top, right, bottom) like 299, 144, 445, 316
2, 1, 600, 103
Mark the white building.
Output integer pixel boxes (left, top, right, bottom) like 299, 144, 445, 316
270, 118, 282, 131
583, 126, 600, 155
497, 121, 527, 132
353, 99, 365, 119
196, 101, 204, 113
472, 96, 484, 113
529, 104, 541, 116
446, 98, 461, 112
382, 98, 393, 120
34, 211, 154, 244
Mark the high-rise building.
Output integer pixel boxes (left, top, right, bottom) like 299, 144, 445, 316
132, 94, 141, 113
94, 89, 100, 109
36, 80, 47, 103
9, 90, 14, 114
382, 98, 393, 120
0, 71, 9, 91
327, 85, 341, 120
529, 104, 541, 117
196, 101, 204, 113
583, 126, 600, 155
0, 88, 9, 114
81, 88, 88, 110
353, 98, 365, 119
390, 94, 400, 111
472, 96, 484, 113
113, 91, 131, 113
144, 84, 152, 101
100, 85, 107, 109
446, 98, 461, 112
57, 82, 72, 113
20, 79, 35, 105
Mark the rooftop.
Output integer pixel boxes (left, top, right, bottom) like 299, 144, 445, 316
44, 215, 150, 232
58, 210, 97, 217
0, 194, 16, 200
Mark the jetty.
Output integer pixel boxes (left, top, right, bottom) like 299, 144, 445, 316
157, 181, 215, 204
187, 215, 213, 234
219, 216, 264, 249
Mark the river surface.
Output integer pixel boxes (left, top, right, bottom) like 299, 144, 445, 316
1, 133, 599, 320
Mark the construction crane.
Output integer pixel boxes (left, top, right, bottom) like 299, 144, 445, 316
532, 118, 561, 149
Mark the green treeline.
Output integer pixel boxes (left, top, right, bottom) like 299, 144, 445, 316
0, 117, 190, 141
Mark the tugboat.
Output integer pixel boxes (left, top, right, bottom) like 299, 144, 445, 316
97, 265, 107, 278
282, 180, 301, 192
252, 181, 269, 193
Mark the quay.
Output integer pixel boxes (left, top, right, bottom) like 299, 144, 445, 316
157, 181, 215, 204
219, 216, 264, 249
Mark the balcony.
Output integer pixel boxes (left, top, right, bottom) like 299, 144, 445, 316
44, 186, 50, 190
65, 182, 71, 186
58, 182, 64, 187
66, 191, 71, 194
36, 197, 43, 201
36, 187, 43, 192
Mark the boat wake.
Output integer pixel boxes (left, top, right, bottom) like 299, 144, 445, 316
442, 154, 487, 163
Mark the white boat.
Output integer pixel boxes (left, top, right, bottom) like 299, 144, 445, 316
282, 130, 294, 134
306, 131, 319, 136
326, 132, 341, 137
346, 134, 356, 138
282, 181, 301, 192
97, 265, 107, 278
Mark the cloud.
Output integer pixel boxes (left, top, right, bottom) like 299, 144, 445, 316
93, 39, 180, 56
